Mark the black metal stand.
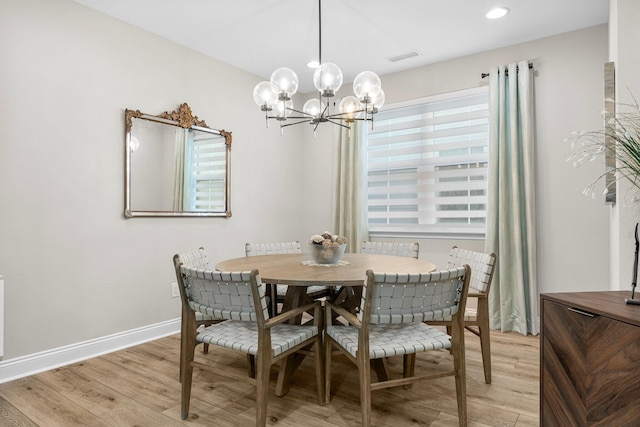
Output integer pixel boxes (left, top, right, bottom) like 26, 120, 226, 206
625, 223, 640, 305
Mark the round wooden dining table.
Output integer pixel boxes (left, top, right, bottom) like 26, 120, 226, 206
216, 252, 436, 286
216, 252, 437, 396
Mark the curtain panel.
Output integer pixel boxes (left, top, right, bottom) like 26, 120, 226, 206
485, 60, 539, 335
334, 122, 368, 252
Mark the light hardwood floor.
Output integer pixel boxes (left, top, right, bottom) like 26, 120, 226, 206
0, 329, 539, 426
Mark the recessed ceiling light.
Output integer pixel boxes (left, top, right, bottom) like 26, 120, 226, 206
307, 60, 320, 68
486, 7, 510, 19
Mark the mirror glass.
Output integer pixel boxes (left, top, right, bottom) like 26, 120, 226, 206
125, 103, 231, 217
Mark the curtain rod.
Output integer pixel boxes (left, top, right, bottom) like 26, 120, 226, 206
481, 62, 533, 79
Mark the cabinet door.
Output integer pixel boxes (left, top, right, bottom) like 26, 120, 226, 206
541, 299, 588, 426
542, 299, 640, 426
586, 309, 640, 426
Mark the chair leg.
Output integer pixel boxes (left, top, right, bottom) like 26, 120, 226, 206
314, 335, 325, 405
324, 336, 333, 404
358, 353, 372, 427
370, 359, 389, 381
477, 298, 492, 384
179, 310, 188, 383
255, 352, 270, 427
451, 328, 467, 426
181, 332, 196, 420
247, 354, 256, 378
402, 353, 415, 390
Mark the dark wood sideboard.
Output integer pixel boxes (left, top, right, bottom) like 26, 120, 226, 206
540, 291, 640, 426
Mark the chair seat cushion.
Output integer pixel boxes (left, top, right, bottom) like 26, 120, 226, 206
197, 320, 318, 357
326, 322, 451, 359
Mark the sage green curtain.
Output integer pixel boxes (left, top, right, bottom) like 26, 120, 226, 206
485, 60, 539, 336
334, 121, 369, 252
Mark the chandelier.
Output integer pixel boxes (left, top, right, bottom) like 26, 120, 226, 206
252, 0, 385, 134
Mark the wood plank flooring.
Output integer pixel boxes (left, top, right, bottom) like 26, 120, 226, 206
0, 329, 539, 426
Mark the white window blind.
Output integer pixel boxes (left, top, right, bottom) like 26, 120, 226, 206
184, 132, 227, 211
367, 86, 489, 237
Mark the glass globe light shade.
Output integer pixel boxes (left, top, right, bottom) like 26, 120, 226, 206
272, 99, 293, 120
369, 89, 385, 111
270, 67, 299, 98
303, 98, 325, 118
313, 62, 343, 95
353, 71, 382, 102
339, 96, 362, 121
253, 81, 278, 109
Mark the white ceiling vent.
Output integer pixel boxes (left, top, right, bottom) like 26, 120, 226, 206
387, 51, 421, 63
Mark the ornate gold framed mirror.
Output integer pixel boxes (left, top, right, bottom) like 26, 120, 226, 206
124, 103, 232, 218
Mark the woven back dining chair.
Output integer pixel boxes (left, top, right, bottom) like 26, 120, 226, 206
245, 241, 332, 315
173, 258, 324, 426
324, 266, 471, 427
428, 246, 497, 384
174, 247, 220, 376
332, 241, 421, 310
361, 241, 420, 259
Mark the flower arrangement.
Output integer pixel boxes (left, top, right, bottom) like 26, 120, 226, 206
309, 232, 347, 264
566, 95, 640, 198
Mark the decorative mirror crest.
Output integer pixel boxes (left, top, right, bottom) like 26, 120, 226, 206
125, 103, 210, 132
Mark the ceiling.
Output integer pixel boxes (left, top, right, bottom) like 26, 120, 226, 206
73, 0, 609, 93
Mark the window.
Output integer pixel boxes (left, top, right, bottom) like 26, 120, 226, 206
367, 86, 489, 237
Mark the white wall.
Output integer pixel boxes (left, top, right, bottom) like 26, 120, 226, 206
0, 0, 611, 363
0, 0, 308, 359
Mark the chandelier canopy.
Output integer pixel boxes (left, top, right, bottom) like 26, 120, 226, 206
253, 0, 384, 133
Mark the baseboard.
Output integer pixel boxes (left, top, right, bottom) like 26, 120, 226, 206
0, 318, 181, 384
